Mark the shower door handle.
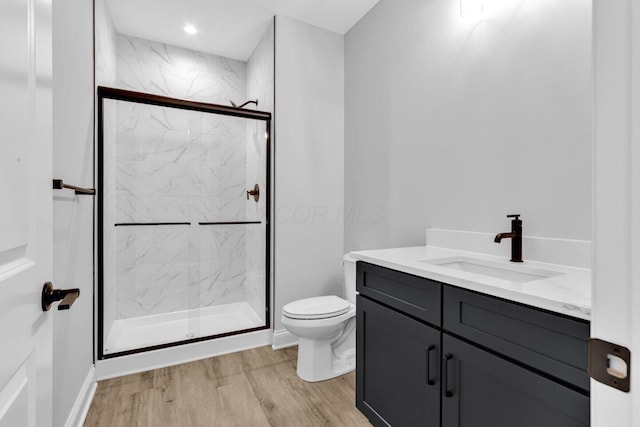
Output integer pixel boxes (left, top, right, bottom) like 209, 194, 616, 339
247, 184, 260, 202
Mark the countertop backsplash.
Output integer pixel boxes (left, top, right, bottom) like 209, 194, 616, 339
426, 228, 591, 269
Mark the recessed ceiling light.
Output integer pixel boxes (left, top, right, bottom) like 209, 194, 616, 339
183, 24, 197, 35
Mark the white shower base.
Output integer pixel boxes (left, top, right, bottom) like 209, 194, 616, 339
104, 302, 264, 355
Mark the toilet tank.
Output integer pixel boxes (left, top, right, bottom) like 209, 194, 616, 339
343, 253, 357, 303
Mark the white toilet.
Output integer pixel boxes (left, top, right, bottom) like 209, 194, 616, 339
281, 254, 357, 382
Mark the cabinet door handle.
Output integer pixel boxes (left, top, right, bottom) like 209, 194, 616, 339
444, 353, 455, 397
426, 345, 436, 386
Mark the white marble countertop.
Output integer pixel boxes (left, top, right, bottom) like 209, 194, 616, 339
349, 246, 591, 321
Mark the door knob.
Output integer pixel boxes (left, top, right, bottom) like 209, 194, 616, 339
41, 282, 80, 311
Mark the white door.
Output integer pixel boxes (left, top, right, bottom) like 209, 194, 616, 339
593, 0, 640, 425
0, 0, 53, 426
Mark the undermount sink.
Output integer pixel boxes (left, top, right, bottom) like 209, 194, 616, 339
419, 257, 563, 283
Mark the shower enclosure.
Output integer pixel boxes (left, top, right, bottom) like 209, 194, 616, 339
97, 87, 270, 358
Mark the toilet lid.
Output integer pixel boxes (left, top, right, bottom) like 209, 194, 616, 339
282, 296, 350, 320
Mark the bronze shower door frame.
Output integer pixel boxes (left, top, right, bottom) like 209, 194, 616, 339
96, 86, 272, 359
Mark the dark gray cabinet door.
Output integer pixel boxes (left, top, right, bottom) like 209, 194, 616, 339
356, 295, 441, 427
441, 334, 590, 427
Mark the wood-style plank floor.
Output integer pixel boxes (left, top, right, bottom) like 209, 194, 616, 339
84, 346, 371, 427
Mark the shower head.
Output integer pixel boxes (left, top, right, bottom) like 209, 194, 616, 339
229, 99, 258, 109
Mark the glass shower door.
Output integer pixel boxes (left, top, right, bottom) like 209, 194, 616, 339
191, 111, 269, 340
98, 87, 270, 358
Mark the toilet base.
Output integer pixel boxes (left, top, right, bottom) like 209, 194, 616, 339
296, 334, 355, 382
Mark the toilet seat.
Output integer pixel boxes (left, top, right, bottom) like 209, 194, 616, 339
282, 295, 350, 320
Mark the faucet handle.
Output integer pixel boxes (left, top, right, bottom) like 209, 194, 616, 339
507, 214, 521, 220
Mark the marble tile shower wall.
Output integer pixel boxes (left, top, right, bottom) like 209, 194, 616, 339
114, 104, 247, 222
243, 119, 268, 324
244, 24, 274, 324
116, 35, 246, 104
103, 100, 118, 334
111, 35, 261, 320
114, 104, 250, 319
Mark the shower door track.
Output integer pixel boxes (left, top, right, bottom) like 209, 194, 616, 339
97, 86, 272, 360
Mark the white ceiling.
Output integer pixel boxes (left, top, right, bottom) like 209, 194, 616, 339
106, 0, 379, 61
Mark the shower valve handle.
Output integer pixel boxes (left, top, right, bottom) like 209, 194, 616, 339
247, 184, 260, 202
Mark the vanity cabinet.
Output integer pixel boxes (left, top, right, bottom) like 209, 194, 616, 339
356, 261, 590, 427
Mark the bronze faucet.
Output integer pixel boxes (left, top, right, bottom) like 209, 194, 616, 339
494, 214, 523, 262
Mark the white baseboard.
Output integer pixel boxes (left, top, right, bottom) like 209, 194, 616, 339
272, 329, 298, 350
65, 366, 97, 427
95, 329, 272, 380
426, 228, 591, 268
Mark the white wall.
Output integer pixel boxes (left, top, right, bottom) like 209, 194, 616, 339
274, 16, 345, 332
52, 0, 95, 425
345, 0, 592, 251
95, 0, 117, 87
